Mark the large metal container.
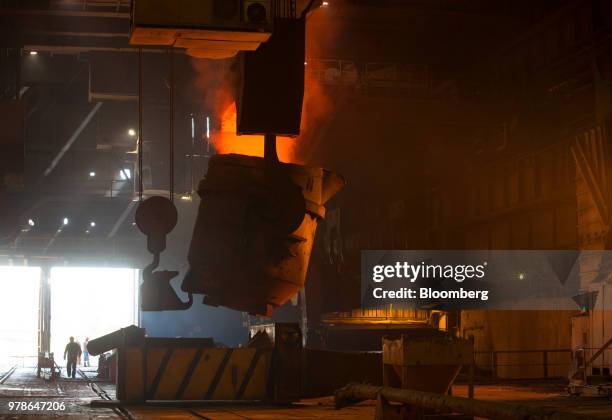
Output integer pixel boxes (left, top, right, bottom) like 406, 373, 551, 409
383, 335, 473, 394
182, 154, 344, 315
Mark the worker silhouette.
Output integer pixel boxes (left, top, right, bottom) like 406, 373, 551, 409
64, 336, 82, 379
82, 337, 90, 367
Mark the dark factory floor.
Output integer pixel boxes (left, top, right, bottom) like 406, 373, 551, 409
1, 367, 612, 419
451, 383, 612, 419
0, 367, 375, 419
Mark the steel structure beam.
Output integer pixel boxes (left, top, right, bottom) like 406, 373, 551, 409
38, 266, 51, 354
41, 102, 103, 179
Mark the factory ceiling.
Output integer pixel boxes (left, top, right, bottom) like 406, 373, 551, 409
0, 0, 589, 263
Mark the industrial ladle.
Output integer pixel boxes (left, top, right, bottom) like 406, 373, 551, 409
136, 133, 306, 312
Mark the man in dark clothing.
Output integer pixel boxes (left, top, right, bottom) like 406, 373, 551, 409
64, 336, 81, 378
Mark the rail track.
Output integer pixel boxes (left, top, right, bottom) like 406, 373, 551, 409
78, 368, 134, 420
0, 365, 17, 384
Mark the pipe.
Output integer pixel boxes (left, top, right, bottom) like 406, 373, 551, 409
168, 47, 175, 202
138, 47, 143, 201
87, 326, 144, 356
334, 383, 591, 420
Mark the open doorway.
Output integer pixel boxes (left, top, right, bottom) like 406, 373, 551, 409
0, 266, 40, 372
49, 267, 138, 369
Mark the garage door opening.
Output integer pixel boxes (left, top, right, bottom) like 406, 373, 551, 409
0, 266, 40, 372
50, 267, 139, 367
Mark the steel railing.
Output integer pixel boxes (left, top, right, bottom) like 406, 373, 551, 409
474, 349, 572, 380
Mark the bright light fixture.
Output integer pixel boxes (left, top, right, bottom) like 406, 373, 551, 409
90, 221, 96, 227
28, 219, 35, 227
322, 1, 329, 6
29, 51, 38, 56
119, 168, 132, 180
128, 128, 136, 137
63, 217, 69, 226
89, 171, 96, 177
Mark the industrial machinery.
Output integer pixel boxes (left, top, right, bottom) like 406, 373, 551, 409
36, 352, 60, 382
382, 335, 474, 395
136, 149, 343, 315
135, 196, 193, 311
183, 154, 344, 315
336, 335, 476, 420
88, 323, 382, 404
131, 0, 340, 316
130, 0, 274, 59
568, 337, 612, 397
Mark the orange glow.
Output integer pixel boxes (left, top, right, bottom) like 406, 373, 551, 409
321, 308, 436, 325
211, 75, 332, 164
191, 9, 338, 165
213, 102, 296, 162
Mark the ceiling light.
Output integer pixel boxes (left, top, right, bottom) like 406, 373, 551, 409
89, 171, 96, 177
322, 1, 329, 6
90, 221, 96, 227
128, 128, 136, 137
28, 219, 35, 227
63, 217, 69, 226
29, 51, 38, 56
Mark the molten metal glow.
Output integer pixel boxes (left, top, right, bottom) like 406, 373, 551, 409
214, 102, 296, 162
192, 11, 338, 165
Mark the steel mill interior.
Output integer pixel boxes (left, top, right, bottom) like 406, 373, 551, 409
1, 1, 612, 419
